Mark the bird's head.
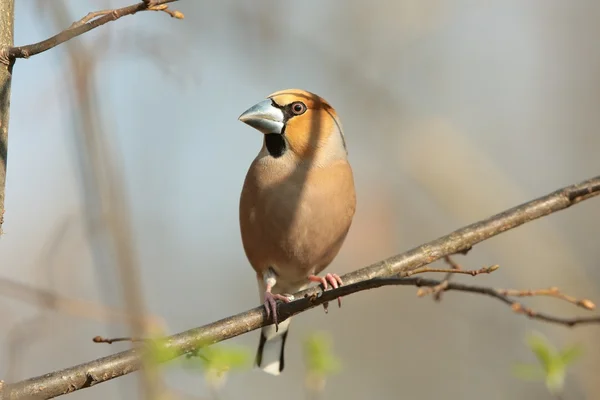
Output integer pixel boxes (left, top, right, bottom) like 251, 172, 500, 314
238, 89, 347, 161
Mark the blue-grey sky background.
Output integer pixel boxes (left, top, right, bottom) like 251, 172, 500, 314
2, 1, 600, 399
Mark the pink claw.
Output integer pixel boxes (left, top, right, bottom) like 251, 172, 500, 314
308, 273, 344, 311
264, 292, 292, 332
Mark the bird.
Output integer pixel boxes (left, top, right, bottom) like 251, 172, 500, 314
238, 88, 356, 376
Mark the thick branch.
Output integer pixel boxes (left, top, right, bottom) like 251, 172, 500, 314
1, 176, 599, 399
5, 0, 180, 61
0, 0, 14, 234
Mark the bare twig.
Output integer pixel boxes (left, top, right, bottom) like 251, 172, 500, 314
93, 336, 146, 344
443, 255, 463, 270
5, 0, 182, 62
402, 264, 499, 277
1, 177, 599, 399
68, 10, 116, 29
416, 281, 595, 313
398, 278, 600, 325
498, 287, 596, 310
412, 259, 596, 311
419, 279, 449, 298
432, 255, 463, 301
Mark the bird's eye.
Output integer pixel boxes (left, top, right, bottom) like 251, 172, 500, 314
291, 102, 307, 115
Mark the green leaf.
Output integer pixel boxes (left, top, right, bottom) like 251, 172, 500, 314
545, 366, 566, 395
560, 344, 583, 366
518, 332, 584, 396
200, 344, 252, 373
511, 363, 544, 381
525, 332, 556, 372
303, 332, 341, 377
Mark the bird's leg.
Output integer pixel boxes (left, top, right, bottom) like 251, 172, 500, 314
263, 268, 293, 332
308, 273, 344, 313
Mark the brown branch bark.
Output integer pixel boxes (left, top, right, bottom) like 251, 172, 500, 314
1, 176, 599, 399
0, 0, 14, 234
5, 0, 180, 62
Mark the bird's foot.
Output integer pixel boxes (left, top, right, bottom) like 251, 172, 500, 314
308, 273, 343, 313
263, 292, 293, 332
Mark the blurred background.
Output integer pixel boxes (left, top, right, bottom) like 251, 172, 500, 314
1, 0, 600, 399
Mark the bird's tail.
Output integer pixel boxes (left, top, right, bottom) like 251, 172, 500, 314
255, 317, 292, 375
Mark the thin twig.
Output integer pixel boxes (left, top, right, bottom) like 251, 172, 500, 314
443, 255, 463, 270
93, 336, 146, 344
402, 264, 499, 277
433, 255, 464, 301
1, 176, 600, 399
401, 277, 600, 325
416, 281, 595, 313
497, 287, 595, 310
420, 280, 449, 299
5, 0, 182, 62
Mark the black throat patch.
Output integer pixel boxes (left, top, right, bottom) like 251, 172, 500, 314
265, 134, 286, 158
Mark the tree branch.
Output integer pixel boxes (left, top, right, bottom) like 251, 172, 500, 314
4, 0, 181, 62
1, 176, 599, 399
0, 0, 183, 233
0, 0, 14, 234
91, 275, 600, 354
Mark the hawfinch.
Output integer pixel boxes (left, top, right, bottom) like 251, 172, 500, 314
238, 89, 356, 375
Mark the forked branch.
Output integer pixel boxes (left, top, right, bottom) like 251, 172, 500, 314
2, 0, 182, 63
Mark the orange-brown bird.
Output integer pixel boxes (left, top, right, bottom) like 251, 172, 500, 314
238, 89, 356, 375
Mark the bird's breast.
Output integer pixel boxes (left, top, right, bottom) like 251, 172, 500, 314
240, 157, 356, 285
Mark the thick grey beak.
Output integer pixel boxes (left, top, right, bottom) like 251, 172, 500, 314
238, 99, 284, 134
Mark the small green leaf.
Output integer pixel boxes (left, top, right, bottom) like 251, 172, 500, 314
525, 332, 556, 371
560, 344, 583, 366
198, 344, 252, 373
545, 365, 566, 395
517, 332, 584, 396
180, 344, 252, 382
303, 332, 341, 377
181, 350, 210, 371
